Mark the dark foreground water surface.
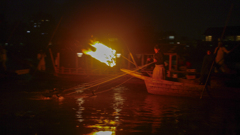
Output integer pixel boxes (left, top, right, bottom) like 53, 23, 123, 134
1, 75, 240, 135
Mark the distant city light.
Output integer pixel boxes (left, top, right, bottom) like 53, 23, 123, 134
237, 35, 240, 41
177, 42, 180, 44
169, 36, 174, 39
27, 31, 30, 33
206, 35, 212, 41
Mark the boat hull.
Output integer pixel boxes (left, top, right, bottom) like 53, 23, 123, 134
144, 79, 204, 98
121, 68, 240, 99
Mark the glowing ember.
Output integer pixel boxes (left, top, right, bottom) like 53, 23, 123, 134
82, 41, 116, 67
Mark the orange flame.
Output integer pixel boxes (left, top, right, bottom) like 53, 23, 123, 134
82, 41, 116, 67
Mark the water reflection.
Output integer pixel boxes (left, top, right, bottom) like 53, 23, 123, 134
144, 95, 163, 133
75, 86, 126, 135
2, 77, 240, 134
112, 86, 125, 122
76, 97, 85, 122
73, 83, 240, 134
91, 131, 114, 135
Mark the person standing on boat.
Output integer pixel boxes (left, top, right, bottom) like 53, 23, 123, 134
214, 41, 230, 73
152, 44, 165, 80
199, 50, 214, 85
37, 50, 46, 72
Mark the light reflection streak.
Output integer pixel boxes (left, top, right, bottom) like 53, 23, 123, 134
112, 87, 125, 122
76, 97, 85, 122
85, 86, 125, 135
92, 131, 113, 135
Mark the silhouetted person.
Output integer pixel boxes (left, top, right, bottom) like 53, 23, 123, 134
152, 44, 165, 80
37, 50, 46, 71
214, 42, 230, 73
199, 50, 214, 85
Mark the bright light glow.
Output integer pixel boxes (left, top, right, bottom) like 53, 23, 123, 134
82, 41, 116, 67
27, 31, 30, 33
92, 131, 113, 135
77, 53, 83, 57
116, 53, 121, 58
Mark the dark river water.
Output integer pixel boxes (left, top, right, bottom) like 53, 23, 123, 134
1, 75, 240, 135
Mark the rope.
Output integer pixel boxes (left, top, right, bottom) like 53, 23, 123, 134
92, 76, 133, 95
62, 62, 155, 95
69, 76, 134, 97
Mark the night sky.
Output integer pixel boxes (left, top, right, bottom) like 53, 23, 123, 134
2, 0, 240, 40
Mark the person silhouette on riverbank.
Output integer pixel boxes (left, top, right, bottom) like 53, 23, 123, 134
37, 50, 46, 72
199, 50, 214, 85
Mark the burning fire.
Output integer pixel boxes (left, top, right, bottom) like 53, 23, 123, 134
82, 41, 117, 67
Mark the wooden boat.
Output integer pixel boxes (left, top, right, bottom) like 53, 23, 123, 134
121, 68, 240, 99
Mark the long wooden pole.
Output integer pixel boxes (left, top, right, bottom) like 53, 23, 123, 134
126, 46, 138, 68
200, 4, 234, 99
47, 17, 63, 74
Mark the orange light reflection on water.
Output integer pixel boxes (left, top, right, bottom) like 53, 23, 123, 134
76, 97, 85, 123
77, 87, 125, 135
91, 131, 114, 135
